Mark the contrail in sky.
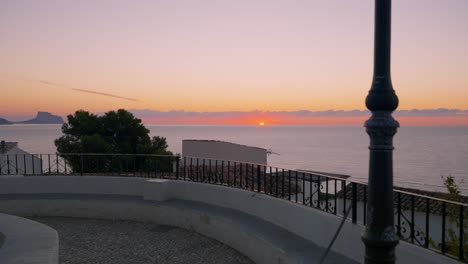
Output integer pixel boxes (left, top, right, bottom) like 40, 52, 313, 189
37, 79, 141, 102
70, 88, 140, 102
7, 78, 142, 102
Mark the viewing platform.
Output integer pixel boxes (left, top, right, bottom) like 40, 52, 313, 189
0, 153, 465, 263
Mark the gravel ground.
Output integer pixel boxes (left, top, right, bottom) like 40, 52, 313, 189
28, 217, 254, 264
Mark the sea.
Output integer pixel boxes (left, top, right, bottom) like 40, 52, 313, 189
1, 124, 467, 195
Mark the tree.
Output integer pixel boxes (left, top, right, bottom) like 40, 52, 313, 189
55, 109, 174, 174
429, 175, 468, 259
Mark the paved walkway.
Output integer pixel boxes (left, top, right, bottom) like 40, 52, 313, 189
28, 217, 253, 264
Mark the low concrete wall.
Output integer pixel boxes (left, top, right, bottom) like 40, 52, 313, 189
0, 213, 58, 264
0, 176, 457, 264
154, 180, 457, 264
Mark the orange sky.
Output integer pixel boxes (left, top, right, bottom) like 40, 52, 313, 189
140, 114, 468, 126
1, 1, 467, 125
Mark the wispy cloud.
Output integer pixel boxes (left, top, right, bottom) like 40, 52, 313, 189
129, 109, 468, 118
34, 79, 141, 102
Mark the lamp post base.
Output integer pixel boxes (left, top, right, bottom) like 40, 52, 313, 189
362, 235, 399, 264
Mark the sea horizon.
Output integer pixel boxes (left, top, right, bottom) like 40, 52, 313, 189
1, 124, 467, 195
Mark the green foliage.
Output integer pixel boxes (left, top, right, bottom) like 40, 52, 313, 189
55, 109, 174, 173
429, 175, 468, 259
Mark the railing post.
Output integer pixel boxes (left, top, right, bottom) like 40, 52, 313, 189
425, 199, 430, 248
6, 155, 10, 175
96, 155, 100, 175
302, 172, 306, 204
245, 164, 248, 189
215, 160, 218, 183
80, 154, 84, 176
296, 171, 299, 203
363, 185, 367, 224
288, 170, 291, 201
411, 196, 415, 243
227, 161, 230, 185
317, 176, 321, 209
202, 159, 206, 182
55, 153, 59, 174
176, 156, 180, 180
342, 181, 346, 215
208, 159, 211, 183
239, 163, 243, 187
64, 157, 68, 174
23, 154, 26, 175
114, 155, 119, 176
221, 160, 224, 185
281, 169, 285, 198
40, 154, 43, 174
362, 1, 399, 263
48, 154, 51, 174
233, 162, 237, 186
270, 167, 273, 195
15, 154, 18, 175
196, 158, 199, 181
31, 155, 35, 174
251, 164, 254, 191
309, 174, 312, 207
257, 165, 261, 192
397, 192, 401, 237
275, 168, 279, 197
190, 157, 193, 180
334, 180, 338, 214
459, 205, 464, 261
352, 182, 357, 223
183, 157, 186, 180
442, 202, 446, 254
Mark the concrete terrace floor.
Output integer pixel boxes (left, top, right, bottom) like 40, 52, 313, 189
28, 217, 254, 264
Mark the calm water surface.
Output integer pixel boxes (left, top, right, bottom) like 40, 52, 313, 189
1, 124, 467, 194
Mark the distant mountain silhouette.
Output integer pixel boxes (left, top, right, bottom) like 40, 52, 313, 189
0, 118, 12, 125
18, 111, 64, 124
0, 112, 64, 125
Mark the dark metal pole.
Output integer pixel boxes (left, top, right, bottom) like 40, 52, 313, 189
362, 0, 399, 263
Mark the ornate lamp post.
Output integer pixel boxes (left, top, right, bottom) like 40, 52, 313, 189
362, 0, 399, 263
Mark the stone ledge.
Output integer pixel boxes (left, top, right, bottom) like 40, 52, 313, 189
0, 213, 58, 264
0, 176, 460, 264
0, 195, 356, 264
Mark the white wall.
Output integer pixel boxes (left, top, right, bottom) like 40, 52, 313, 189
182, 140, 267, 165
0, 147, 42, 175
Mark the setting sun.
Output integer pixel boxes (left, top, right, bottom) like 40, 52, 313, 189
259, 122, 265, 126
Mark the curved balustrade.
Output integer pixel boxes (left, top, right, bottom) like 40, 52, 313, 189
0, 153, 466, 262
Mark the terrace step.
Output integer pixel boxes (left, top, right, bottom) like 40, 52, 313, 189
0, 212, 58, 264
0, 193, 357, 264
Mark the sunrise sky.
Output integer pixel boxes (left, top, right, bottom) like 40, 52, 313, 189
1, 0, 467, 125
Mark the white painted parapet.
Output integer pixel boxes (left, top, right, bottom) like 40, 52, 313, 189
0, 176, 458, 264
182, 140, 267, 164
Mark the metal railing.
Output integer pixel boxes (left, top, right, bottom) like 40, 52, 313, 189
0, 153, 466, 262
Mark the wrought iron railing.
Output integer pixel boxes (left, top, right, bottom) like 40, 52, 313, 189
0, 153, 466, 262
